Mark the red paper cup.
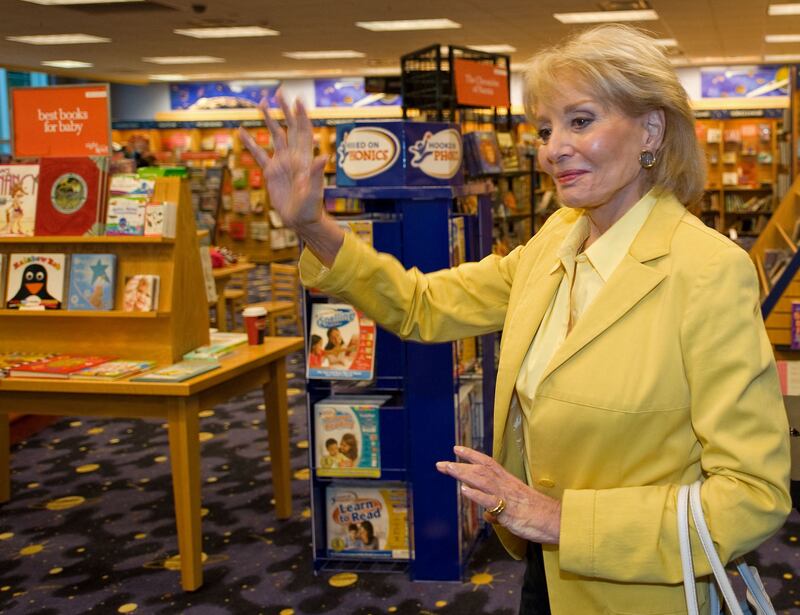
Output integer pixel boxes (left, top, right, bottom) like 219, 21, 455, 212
243, 306, 267, 345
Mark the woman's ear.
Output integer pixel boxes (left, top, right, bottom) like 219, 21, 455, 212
643, 108, 666, 151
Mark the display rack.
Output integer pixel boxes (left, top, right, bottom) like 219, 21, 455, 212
0, 177, 209, 365
306, 182, 496, 581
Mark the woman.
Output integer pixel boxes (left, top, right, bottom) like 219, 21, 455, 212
338, 432, 358, 468
358, 520, 380, 551
240, 24, 791, 615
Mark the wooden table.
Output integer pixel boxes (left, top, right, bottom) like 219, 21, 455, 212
0, 338, 303, 591
211, 261, 256, 332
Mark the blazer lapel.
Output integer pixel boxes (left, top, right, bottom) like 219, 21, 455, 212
538, 191, 687, 384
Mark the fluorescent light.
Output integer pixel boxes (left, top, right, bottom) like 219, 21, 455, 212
7, 33, 110, 44
283, 50, 365, 60
355, 18, 461, 31
554, 9, 658, 23
468, 44, 517, 53
174, 26, 279, 38
768, 3, 800, 15
41, 59, 93, 68
148, 74, 189, 81
688, 55, 762, 65
764, 53, 800, 61
654, 38, 678, 47
142, 56, 225, 64
765, 34, 800, 43
21, 0, 141, 4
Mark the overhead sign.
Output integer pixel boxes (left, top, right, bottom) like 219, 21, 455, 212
700, 66, 789, 98
453, 58, 509, 107
11, 84, 111, 157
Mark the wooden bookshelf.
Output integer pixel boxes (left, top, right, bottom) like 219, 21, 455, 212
0, 177, 209, 365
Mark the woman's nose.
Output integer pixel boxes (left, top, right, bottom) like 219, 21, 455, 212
545, 129, 573, 164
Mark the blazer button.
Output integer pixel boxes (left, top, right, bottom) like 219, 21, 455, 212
537, 478, 555, 488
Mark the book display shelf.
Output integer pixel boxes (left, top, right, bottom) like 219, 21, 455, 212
694, 117, 782, 244
306, 182, 496, 581
0, 176, 210, 365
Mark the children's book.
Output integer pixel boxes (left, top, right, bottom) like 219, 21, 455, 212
130, 359, 220, 382
0, 163, 39, 237
496, 131, 520, 171
122, 275, 159, 312
307, 303, 376, 380
109, 173, 155, 198
144, 202, 177, 238
9, 354, 115, 379
183, 331, 248, 360
325, 485, 410, 559
0, 352, 55, 378
70, 359, 156, 380
105, 196, 146, 235
67, 253, 116, 311
314, 397, 386, 478
6, 253, 67, 310
34, 157, 107, 236
463, 131, 503, 176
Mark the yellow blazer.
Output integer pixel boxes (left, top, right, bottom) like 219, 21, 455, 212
300, 190, 791, 615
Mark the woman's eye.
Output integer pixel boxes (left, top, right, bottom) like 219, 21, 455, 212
537, 128, 551, 143
573, 117, 592, 129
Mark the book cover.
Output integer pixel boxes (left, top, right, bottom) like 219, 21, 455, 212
463, 131, 503, 175
6, 253, 66, 310
106, 196, 146, 235
325, 486, 409, 559
307, 303, 376, 380
496, 131, 520, 171
0, 352, 54, 378
314, 398, 382, 478
34, 157, 107, 236
70, 359, 156, 380
67, 253, 116, 311
0, 163, 39, 237
122, 274, 159, 312
10, 354, 114, 379
183, 331, 248, 360
130, 359, 220, 382
792, 302, 800, 350
144, 202, 177, 238
109, 173, 155, 197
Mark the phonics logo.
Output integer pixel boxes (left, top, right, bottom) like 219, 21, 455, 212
337, 127, 400, 179
408, 128, 462, 179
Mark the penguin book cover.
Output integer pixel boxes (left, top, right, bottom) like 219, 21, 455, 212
34, 157, 108, 236
67, 253, 116, 311
6, 253, 67, 310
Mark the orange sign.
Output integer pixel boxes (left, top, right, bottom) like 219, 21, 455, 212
453, 58, 510, 107
11, 84, 111, 157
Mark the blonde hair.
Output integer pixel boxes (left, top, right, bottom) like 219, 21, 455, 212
523, 24, 705, 206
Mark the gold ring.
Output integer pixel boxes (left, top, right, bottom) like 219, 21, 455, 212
487, 497, 506, 517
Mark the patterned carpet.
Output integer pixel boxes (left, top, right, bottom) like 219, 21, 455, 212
0, 266, 798, 614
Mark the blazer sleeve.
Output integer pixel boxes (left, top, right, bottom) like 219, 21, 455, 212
299, 229, 524, 343
559, 246, 792, 583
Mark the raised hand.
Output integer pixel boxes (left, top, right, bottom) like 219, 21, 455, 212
436, 445, 562, 544
239, 92, 344, 265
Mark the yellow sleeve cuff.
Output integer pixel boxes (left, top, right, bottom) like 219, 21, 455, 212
559, 489, 596, 576
298, 230, 365, 295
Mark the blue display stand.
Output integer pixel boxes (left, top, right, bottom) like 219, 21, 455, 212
306, 182, 497, 581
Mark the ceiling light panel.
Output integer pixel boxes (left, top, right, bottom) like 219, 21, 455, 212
142, 56, 225, 64
7, 33, 110, 44
553, 9, 658, 23
468, 44, 517, 53
764, 53, 800, 61
765, 34, 800, 43
654, 38, 678, 47
174, 26, 279, 38
20, 0, 142, 4
41, 59, 94, 67
355, 18, 461, 31
148, 74, 188, 81
283, 50, 365, 59
768, 4, 800, 15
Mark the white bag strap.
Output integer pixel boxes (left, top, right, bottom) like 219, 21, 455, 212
678, 481, 777, 615
678, 484, 700, 615
688, 481, 745, 615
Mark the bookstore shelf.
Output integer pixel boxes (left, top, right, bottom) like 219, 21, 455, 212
0, 309, 167, 318
0, 236, 175, 244
306, 183, 496, 582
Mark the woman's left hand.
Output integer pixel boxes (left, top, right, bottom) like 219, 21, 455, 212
436, 446, 561, 544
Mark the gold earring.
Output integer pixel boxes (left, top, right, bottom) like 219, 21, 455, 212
639, 150, 656, 169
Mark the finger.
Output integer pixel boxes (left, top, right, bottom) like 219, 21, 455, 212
436, 461, 497, 494
293, 97, 313, 166
308, 153, 328, 188
453, 445, 494, 466
238, 127, 269, 169
259, 97, 286, 151
461, 484, 504, 513
275, 89, 297, 148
